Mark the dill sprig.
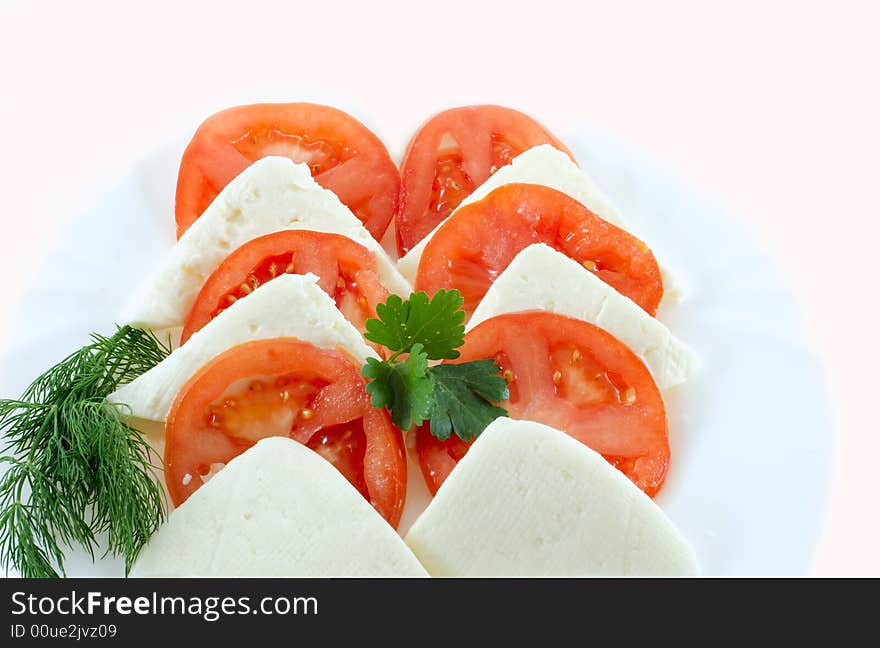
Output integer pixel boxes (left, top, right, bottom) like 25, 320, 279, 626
0, 326, 171, 577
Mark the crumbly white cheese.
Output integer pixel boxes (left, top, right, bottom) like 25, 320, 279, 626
467, 244, 696, 389
397, 144, 627, 283
108, 273, 376, 422
124, 156, 411, 331
131, 437, 428, 577
404, 417, 697, 577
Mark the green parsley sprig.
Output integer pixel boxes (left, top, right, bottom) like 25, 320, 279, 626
0, 326, 171, 577
362, 290, 509, 441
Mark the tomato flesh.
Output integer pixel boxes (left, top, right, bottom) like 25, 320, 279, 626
306, 419, 368, 499
415, 427, 471, 496
175, 103, 399, 241
431, 154, 474, 221
397, 105, 574, 254
414, 183, 664, 318
205, 373, 326, 443
428, 136, 521, 223
416, 312, 669, 497
232, 128, 349, 175
165, 338, 406, 527
180, 230, 389, 346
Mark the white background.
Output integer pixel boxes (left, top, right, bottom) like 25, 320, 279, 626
0, 0, 876, 575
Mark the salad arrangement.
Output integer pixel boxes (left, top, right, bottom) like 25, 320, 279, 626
0, 103, 697, 578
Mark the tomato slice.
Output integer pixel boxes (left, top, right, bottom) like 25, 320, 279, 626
165, 338, 406, 527
414, 183, 663, 318
396, 105, 574, 254
180, 230, 389, 346
416, 312, 669, 497
415, 427, 471, 496
175, 103, 399, 241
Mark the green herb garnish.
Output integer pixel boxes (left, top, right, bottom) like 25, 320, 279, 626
362, 343, 432, 430
424, 361, 509, 442
364, 290, 466, 360
0, 326, 171, 578
363, 291, 508, 441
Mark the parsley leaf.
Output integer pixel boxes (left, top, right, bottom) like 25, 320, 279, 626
362, 343, 432, 430
361, 292, 509, 440
364, 290, 465, 360
427, 361, 510, 441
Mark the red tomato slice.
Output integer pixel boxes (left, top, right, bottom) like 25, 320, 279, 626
396, 105, 574, 254
415, 428, 471, 496
180, 230, 389, 346
175, 103, 399, 241
414, 183, 664, 318
416, 312, 669, 497
165, 338, 407, 527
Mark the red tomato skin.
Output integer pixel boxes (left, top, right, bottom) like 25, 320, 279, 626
415, 425, 472, 496
179, 230, 389, 346
175, 103, 399, 242
416, 312, 670, 497
396, 105, 574, 255
414, 183, 664, 318
164, 338, 407, 528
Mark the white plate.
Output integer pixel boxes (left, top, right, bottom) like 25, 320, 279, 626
0, 125, 832, 577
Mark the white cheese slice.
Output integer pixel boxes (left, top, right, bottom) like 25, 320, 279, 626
404, 417, 697, 577
108, 273, 375, 422
397, 144, 628, 283
131, 437, 428, 577
467, 244, 696, 389
124, 156, 411, 332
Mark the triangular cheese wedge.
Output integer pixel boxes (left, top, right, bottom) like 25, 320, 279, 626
468, 244, 696, 389
404, 417, 697, 577
125, 156, 411, 332
109, 273, 375, 421
131, 437, 428, 577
